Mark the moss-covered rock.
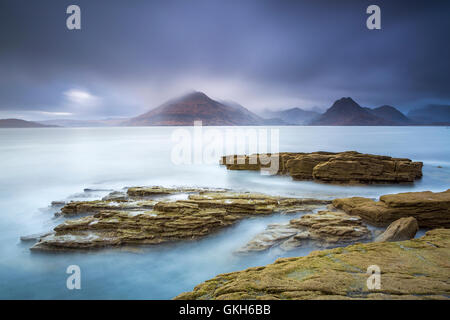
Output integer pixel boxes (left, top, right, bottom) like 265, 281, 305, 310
175, 229, 450, 300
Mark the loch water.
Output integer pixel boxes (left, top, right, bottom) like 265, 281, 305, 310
0, 126, 449, 299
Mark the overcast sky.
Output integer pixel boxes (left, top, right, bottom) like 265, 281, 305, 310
0, 0, 449, 120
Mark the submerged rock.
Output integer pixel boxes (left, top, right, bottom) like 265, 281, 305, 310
20, 231, 55, 242
220, 151, 423, 184
31, 191, 330, 252
236, 211, 371, 253
102, 191, 129, 201
333, 189, 450, 228
175, 228, 450, 300
50, 201, 66, 207
236, 224, 301, 253
375, 217, 418, 242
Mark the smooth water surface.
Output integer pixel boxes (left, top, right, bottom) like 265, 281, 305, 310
0, 126, 449, 299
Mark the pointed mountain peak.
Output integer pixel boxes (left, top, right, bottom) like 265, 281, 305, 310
126, 91, 270, 126
331, 97, 361, 109
178, 91, 211, 101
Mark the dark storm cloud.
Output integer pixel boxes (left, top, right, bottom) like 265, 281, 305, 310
0, 0, 449, 119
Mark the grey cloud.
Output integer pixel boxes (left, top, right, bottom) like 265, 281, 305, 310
0, 0, 449, 120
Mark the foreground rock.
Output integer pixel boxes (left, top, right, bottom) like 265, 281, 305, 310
375, 217, 418, 242
31, 190, 329, 251
237, 211, 371, 253
176, 229, 450, 300
333, 189, 450, 228
220, 151, 422, 184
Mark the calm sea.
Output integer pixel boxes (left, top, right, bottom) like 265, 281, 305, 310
0, 126, 449, 299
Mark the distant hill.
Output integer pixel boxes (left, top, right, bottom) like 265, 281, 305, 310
366, 105, 411, 125
38, 118, 126, 127
0, 118, 57, 128
407, 105, 450, 125
310, 98, 411, 126
311, 97, 386, 125
262, 107, 320, 125
125, 91, 283, 126
13, 93, 449, 128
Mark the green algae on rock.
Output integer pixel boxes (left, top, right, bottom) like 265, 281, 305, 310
333, 189, 450, 228
31, 191, 330, 251
175, 228, 450, 300
220, 151, 423, 184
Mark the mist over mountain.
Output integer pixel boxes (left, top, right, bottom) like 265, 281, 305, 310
19, 93, 450, 128
124, 91, 282, 126
261, 108, 320, 125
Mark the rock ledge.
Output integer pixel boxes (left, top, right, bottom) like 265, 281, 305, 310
220, 151, 422, 184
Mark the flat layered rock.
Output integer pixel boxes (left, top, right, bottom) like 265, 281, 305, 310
236, 211, 371, 253
333, 189, 450, 228
220, 151, 422, 184
58, 199, 158, 216
31, 191, 330, 252
126, 186, 226, 197
57, 186, 230, 216
175, 229, 450, 300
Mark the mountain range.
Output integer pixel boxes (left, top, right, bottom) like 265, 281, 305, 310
310, 97, 415, 126
0, 118, 57, 128
261, 107, 320, 125
1, 91, 449, 127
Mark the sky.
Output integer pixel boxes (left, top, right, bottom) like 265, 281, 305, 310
0, 0, 449, 120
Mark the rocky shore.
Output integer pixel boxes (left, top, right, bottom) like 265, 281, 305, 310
30, 187, 330, 251
175, 188, 450, 300
176, 228, 450, 300
25, 183, 450, 300
220, 151, 423, 183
